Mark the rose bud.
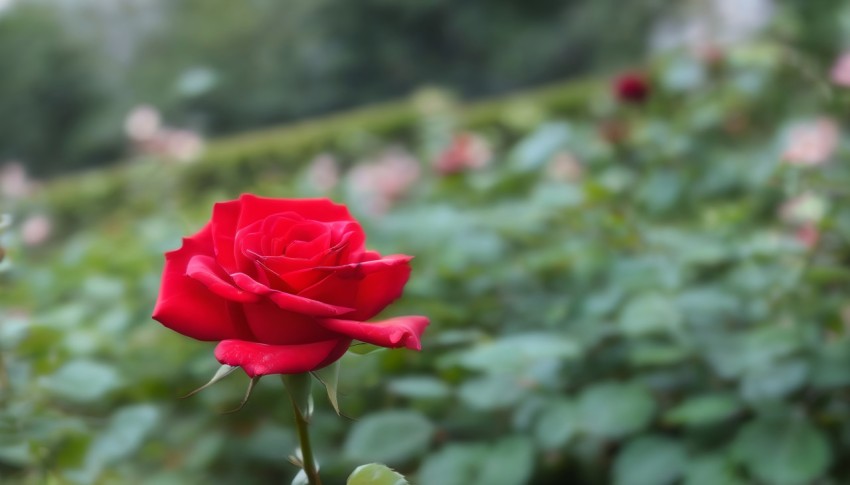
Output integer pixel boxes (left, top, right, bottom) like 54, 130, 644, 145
614, 71, 650, 104
152, 194, 429, 377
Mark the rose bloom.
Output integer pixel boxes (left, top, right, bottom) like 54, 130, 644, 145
830, 51, 850, 88
21, 214, 52, 246
546, 152, 583, 183
614, 72, 650, 103
794, 223, 820, 250
783, 118, 839, 167
347, 148, 421, 215
434, 133, 492, 175
306, 153, 340, 193
152, 195, 428, 376
0, 162, 33, 200
125, 105, 162, 142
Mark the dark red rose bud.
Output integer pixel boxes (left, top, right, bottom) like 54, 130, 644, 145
614, 72, 650, 104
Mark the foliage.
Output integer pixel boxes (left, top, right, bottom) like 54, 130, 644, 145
3, 38, 850, 485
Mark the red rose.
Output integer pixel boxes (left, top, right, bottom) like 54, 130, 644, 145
614, 72, 650, 103
152, 194, 429, 377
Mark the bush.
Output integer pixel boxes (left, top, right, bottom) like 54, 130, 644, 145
3, 40, 850, 484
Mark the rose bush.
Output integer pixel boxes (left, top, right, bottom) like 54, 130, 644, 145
152, 194, 428, 376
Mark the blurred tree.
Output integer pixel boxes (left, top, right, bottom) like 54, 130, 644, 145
0, 4, 118, 176
130, 0, 665, 134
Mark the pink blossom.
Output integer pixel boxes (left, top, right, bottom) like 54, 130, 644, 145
348, 148, 421, 215
830, 51, 850, 88
434, 133, 492, 175
136, 129, 204, 163
306, 154, 340, 192
794, 223, 820, 249
124, 105, 161, 142
546, 152, 583, 182
783, 118, 839, 167
21, 214, 51, 246
0, 162, 33, 200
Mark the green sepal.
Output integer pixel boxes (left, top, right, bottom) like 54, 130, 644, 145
181, 364, 238, 398
312, 360, 341, 415
224, 376, 260, 414
281, 373, 314, 421
348, 342, 384, 355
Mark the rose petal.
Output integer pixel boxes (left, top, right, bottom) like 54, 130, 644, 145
231, 273, 354, 317
263, 227, 365, 290
297, 255, 413, 321
186, 255, 259, 303
236, 194, 354, 230
210, 199, 241, 272
215, 338, 352, 376
234, 213, 304, 274
152, 230, 253, 341
318, 315, 429, 351
240, 299, 340, 345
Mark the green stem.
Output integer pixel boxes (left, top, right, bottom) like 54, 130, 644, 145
290, 393, 322, 485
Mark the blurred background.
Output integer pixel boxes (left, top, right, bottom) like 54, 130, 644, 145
3, 0, 850, 483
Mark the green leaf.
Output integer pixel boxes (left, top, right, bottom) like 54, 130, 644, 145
347, 463, 409, 485
418, 443, 486, 485
533, 399, 577, 449
739, 359, 809, 403
613, 436, 687, 485
40, 360, 121, 403
664, 393, 741, 427
578, 382, 655, 438
618, 293, 682, 337
684, 454, 747, 485
86, 404, 160, 466
511, 122, 571, 171
387, 376, 451, 400
453, 333, 580, 373
733, 415, 832, 485
313, 361, 341, 415
344, 411, 434, 465
458, 375, 525, 410
476, 437, 534, 485
629, 342, 690, 367
418, 437, 534, 485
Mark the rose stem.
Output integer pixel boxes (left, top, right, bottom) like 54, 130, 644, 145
290, 394, 322, 485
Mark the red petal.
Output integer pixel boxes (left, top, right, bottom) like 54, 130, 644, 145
236, 194, 354, 230
297, 255, 413, 321
210, 199, 242, 272
152, 230, 251, 341
215, 338, 351, 376
318, 315, 429, 350
186, 255, 259, 303
239, 299, 339, 345
230, 273, 354, 317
